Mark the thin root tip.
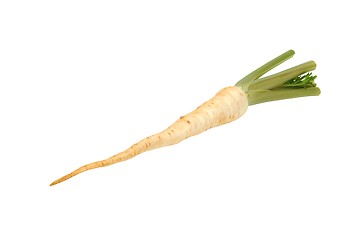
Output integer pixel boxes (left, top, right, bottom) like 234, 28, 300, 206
49, 165, 87, 186
50, 179, 60, 186
49, 173, 73, 186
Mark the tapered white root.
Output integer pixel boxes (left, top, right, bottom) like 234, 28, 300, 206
50, 86, 248, 186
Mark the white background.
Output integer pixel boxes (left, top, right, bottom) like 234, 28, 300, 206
1, 0, 359, 239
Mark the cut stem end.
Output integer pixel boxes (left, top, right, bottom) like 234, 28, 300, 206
235, 50, 320, 105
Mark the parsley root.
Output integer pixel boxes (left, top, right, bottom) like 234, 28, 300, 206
50, 50, 320, 186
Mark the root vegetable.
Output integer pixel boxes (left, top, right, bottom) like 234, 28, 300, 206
50, 50, 320, 186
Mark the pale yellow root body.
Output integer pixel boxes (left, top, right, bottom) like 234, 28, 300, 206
50, 86, 248, 186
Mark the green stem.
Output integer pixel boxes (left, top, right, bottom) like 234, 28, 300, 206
248, 87, 321, 105
234, 50, 320, 105
249, 61, 316, 91
235, 50, 295, 91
